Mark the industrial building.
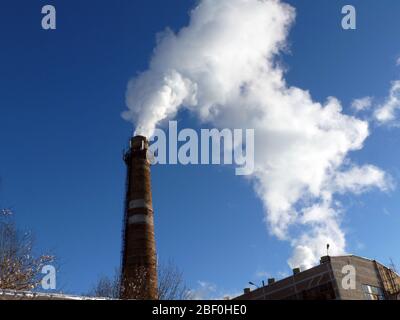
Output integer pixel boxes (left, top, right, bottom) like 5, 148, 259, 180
117, 136, 400, 301
234, 255, 400, 300
2, 136, 399, 301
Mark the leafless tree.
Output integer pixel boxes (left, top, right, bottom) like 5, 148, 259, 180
389, 258, 399, 274
90, 266, 149, 299
0, 210, 54, 291
88, 269, 120, 299
388, 258, 400, 294
89, 261, 191, 300
158, 260, 191, 300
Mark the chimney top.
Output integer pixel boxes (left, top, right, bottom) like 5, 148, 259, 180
320, 256, 331, 264
268, 278, 275, 285
243, 288, 251, 294
292, 268, 301, 275
131, 135, 149, 151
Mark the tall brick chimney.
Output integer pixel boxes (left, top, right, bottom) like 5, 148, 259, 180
120, 135, 158, 300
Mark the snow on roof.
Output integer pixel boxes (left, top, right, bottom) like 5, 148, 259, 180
0, 289, 111, 300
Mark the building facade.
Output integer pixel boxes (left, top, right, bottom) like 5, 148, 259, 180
234, 255, 400, 300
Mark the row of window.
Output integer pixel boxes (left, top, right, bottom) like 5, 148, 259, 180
362, 284, 385, 300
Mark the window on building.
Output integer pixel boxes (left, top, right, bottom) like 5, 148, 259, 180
362, 284, 385, 300
300, 282, 336, 300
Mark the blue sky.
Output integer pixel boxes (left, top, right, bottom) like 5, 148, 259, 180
0, 0, 400, 297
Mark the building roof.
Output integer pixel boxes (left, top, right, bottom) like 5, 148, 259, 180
334, 254, 400, 277
234, 254, 400, 300
0, 289, 110, 300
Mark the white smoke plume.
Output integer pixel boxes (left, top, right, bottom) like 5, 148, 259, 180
123, 0, 391, 269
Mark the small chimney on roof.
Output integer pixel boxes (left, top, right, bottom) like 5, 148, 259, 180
243, 288, 251, 294
320, 255, 331, 264
292, 268, 301, 275
268, 278, 275, 285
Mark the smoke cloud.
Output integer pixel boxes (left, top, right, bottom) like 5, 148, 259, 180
123, 0, 391, 269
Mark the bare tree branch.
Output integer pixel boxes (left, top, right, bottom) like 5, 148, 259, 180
0, 210, 55, 291
158, 260, 192, 300
89, 261, 192, 300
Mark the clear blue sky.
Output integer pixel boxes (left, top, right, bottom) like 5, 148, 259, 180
0, 0, 399, 297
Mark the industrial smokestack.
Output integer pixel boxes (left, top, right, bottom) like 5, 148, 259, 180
120, 135, 158, 300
